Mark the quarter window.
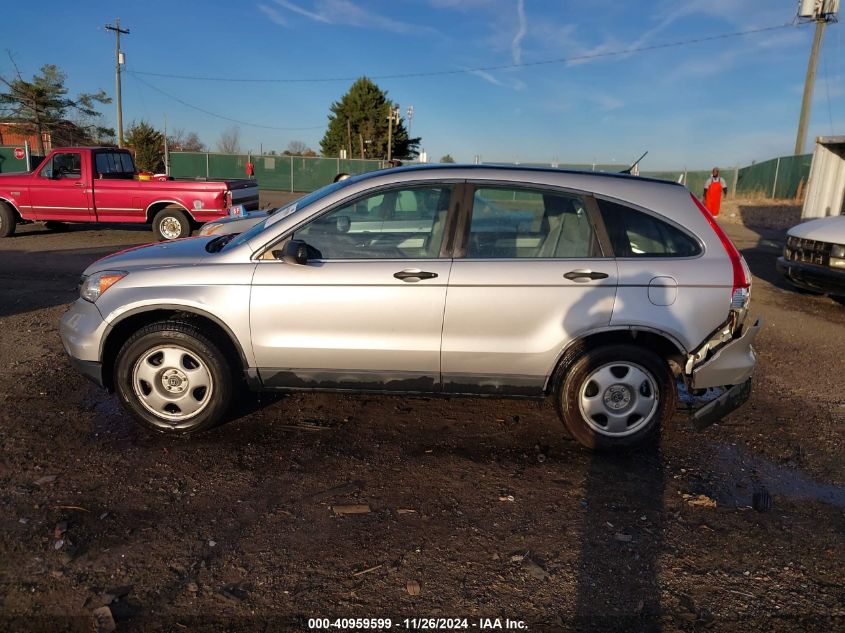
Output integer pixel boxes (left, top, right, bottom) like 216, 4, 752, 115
597, 199, 701, 257
466, 187, 599, 259
293, 185, 452, 259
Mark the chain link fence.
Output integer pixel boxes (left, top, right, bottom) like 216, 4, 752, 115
734, 154, 813, 199
168, 151, 814, 200
168, 152, 387, 193
2, 147, 813, 201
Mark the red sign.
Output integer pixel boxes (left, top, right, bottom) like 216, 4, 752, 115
14, 147, 24, 160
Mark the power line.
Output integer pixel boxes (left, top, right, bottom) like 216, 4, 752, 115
130, 22, 802, 84
128, 71, 326, 131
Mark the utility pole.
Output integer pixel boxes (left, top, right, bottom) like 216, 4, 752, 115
163, 113, 169, 175
794, 1, 839, 155
105, 18, 130, 148
406, 105, 414, 139
386, 103, 400, 163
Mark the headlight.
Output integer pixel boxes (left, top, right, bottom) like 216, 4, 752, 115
831, 244, 845, 259
80, 271, 127, 302
199, 222, 224, 236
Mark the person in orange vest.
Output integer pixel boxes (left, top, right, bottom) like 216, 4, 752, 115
703, 167, 727, 216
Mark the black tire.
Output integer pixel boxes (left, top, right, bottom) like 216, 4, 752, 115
556, 344, 675, 450
44, 220, 69, 232
114, 321, 233, 436
0, 201, 17, 238
152, 207, 192, 241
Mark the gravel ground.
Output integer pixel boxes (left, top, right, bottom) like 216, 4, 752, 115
0, 206, 842, 632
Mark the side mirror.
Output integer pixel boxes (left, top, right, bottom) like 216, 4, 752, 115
282, 239, 308, 265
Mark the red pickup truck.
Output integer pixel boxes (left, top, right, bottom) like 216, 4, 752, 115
0, 147, 258, 240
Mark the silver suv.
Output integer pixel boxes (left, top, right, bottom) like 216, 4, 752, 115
60, 166, 761, 449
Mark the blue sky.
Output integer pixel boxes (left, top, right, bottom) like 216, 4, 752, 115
2, 0, 843, 169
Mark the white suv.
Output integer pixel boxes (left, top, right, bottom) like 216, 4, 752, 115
60, 165, 761, 449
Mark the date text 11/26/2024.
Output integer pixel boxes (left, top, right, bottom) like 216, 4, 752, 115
307, 617, 528, 630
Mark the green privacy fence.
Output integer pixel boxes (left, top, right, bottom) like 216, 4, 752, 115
169, 152, 386, 193
168, 151, 814, 200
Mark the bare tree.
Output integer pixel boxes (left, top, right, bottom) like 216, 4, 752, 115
168, 128, 206, 151
285, 140, 308, 156
216, 126, 241, 154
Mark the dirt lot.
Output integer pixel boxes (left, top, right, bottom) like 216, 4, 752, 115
0, 204, 843, 632
718, 197, 804, 231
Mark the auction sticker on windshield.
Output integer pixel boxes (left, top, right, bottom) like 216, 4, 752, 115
266, 202, 298, 226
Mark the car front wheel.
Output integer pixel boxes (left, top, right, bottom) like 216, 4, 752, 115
115, 322, 232, 435
557, 344, 675, 450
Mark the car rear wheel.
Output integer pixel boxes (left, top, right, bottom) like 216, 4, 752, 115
557, 344, 675, 450
153, 207, 192, 241
0, 202, 17, 237
115, 322, 232, 435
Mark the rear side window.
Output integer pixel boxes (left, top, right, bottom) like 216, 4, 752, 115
597, 199, 701, 257
466, 186, 600, 258
95, 152, 135, 177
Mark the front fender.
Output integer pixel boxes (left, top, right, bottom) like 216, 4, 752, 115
98, 284, 255, 368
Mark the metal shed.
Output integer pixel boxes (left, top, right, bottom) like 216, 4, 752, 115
802, 136, 845, 219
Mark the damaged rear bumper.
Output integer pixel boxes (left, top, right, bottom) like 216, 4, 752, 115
691, 317, 761, 389
689, 378, 752, 431
682, 317, 762, 430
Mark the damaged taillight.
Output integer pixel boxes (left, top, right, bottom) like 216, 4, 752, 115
691, 193, 751, 298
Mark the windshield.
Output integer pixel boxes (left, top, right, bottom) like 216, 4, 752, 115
222, 178, 357, 251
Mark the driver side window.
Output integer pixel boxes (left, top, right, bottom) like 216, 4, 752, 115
39, 152, 82, 180
293, 185, 453, 259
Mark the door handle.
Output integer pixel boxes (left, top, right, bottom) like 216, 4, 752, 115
394, 268, 438, 282
73, 182, 85, 188
564, 269, 609, 282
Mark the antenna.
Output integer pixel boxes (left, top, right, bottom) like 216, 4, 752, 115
620, 151, 648, 174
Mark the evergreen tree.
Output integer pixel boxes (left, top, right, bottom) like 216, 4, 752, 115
125, 121, 164, 172
440, 154, 456, 163
0, 61, 112, 154
320, 77, 420, 160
